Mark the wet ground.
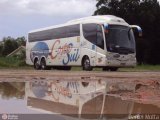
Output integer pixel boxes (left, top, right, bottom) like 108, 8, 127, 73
0, 70, 160, 120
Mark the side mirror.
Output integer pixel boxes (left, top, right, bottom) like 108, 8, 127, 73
130, 25, 142, 37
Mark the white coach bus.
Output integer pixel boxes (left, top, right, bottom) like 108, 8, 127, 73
26, 15, 142, 71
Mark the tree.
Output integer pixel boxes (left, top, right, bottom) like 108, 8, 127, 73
0, 44, 3, 56
0, 82, 25, 99
16, 36, 26, 46
0, 36, 26, 56
94, 0, 160, 64
2, 37, 19, 56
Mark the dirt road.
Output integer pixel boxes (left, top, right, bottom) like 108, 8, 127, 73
0, 69, 160, 81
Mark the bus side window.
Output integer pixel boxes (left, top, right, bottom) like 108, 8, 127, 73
83, 24, 97, 45
67, 24, 80, 37
97, 25, 104, 49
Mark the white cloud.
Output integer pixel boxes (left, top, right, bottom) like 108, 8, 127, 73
0, 0, 96, 17
0, 0, 96, 39
0, 0, 160, 39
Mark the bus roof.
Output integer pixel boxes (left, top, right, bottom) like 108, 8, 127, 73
29, 15, 129, 33
67, 15, 126, 24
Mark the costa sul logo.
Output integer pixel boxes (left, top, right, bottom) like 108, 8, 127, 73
50, 40, 79, 65
51, 82, 72, 98
50, 40, 73, 59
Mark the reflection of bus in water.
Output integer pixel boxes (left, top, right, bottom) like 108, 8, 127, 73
26, 15, 142, 71
26, 80, 134, 120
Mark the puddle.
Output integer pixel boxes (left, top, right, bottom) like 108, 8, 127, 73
0, 79, 160, 120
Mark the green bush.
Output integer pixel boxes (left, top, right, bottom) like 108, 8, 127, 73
0, 57, 27, 68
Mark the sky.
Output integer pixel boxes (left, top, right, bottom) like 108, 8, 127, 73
0, 0, 96, 40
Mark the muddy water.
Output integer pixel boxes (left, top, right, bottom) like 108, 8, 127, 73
0, 78, 160, 120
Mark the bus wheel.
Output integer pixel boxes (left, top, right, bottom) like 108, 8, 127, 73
103, 67, 110, 71
110, 67, 118, 71
34, 59, 40, 70
40, 58, 47, 70
83, 56, 92, 71
63, 66, 71, 71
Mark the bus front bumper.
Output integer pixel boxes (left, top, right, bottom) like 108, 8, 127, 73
105, 59, 137, 67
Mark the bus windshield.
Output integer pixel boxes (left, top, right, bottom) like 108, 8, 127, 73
105, 25, 135, 54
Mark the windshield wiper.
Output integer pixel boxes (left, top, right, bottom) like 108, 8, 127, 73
107, 45, 135, 54
117, 47, 135, 53
109, 45, 134, 54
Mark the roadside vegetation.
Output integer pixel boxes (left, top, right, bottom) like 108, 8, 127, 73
0, 36, 28, 69
71, 65, 160, 72
119, 65, 160, 72
0, 57, 28, 68
0, 58, 160, 71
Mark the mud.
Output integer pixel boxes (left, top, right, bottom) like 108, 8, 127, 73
0, 69, 160, 109
0, 69, 160, 81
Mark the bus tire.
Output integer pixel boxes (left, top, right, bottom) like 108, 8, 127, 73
34, 58, 41, 70
110, 67, 118, 71
82, 56, 93, 71
40, 58, 47, 70
63, 66, 71, 70
103, 67, 110, 71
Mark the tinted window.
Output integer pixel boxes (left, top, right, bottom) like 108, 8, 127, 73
105, 25, 136, 54
97, 25, 104, 49
83, 24, 104, 49
28, 24, 80, 42
67, 25, 80, 37
83, 24, 97, 45
52, 27, 67, 39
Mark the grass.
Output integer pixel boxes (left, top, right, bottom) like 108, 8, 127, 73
0, 57, 28, 68
72, 65, 160, 72
71, 66, 160, 72
0, 57, 160, 71
120, 64, 160, 72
